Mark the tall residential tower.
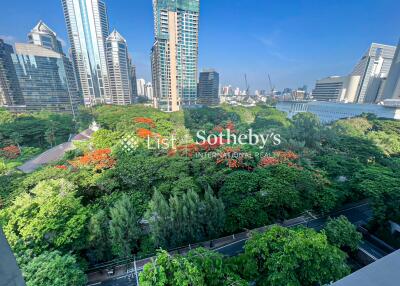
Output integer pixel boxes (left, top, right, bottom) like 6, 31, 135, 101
61, 0, 111, 106
151, 0, 200, 112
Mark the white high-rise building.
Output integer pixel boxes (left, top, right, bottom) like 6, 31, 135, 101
352, 43, 396, 103
382, 40, 400, 101
61, 0, 111, 106
106, 30, 132, 105
137, 78, 146, 97
145, 82, 154, 100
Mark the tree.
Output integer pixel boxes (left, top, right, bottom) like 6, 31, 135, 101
219, 171, 267, 232
243, 226, 350, 286
323, 216, 362, 251
139, 250, 205, 286
291, 112, 322, 148
109, 193, 141, 257
87, 209, 111, 262
202, 188, 225, 239
139, 248, 248, 286
1, 179, 88, 253
147, 189, 225, 248
22, 251, 87, 286
352, 165, 400, 224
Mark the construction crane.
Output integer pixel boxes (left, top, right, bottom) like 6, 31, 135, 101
244, 74, 250, 96
268, 74, 275, 97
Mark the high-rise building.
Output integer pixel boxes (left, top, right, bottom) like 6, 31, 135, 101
12, 43, 79, 115
28, 21, 64, 54
106, 30, 132, 105
145, 82, 154, 100
198, 69, 219, 106
128, 57, 138, 99
27, 21, 81, 111
352, 43, 396, 103
382, 40, 400, 101
0, 39, 24, 107
151, 0, 200, 112
137, 78, 146, 97
312, 75, 361, 102
61, 0, 111, 106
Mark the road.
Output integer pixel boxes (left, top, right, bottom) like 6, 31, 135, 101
88, 201, 380, 286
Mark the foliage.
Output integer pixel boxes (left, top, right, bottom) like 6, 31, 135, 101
139, 248, 247, 286
147, 189, 225, 248
323, 216, 362, 251
242, 226, 350, 286
1, 179, 88, 254
109, 193, 141, 257
69, 149, 116, 171
22, 251, 87, 286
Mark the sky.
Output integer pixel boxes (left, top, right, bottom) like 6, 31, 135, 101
0, 0, 399, 92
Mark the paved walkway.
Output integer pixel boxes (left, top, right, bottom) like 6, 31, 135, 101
17, 128, 95, 173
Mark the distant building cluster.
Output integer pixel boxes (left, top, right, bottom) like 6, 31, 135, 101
1, 0, 400, 115
311, 42, 400, 104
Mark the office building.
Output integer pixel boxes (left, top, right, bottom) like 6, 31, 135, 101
276, 100, 400, 124
0, 39, 24, 107
352, 43, 396, 103
106, 30, 132, 105
61, 0, 111, 106
137, 78, 146, 97
312, 75, 361, 102
12, 43, 79, 114
27, 22, 81, 111
28, 21, 64, 54
128, 57, 138, 98
382, 40, 400, 100
198, 69, 219, 106
151, 0, 200, 112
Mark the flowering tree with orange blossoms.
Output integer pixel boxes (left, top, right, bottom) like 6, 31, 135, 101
54, 165, 68, 170
136, 128, 154, 139
216, 147, 250, 169
69, 149, 116, 171
133, 117, 156, 128
259, 151, 300, 168
0, 145, 20, 159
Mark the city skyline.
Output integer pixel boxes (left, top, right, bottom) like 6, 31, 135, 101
0, 0, 399, 92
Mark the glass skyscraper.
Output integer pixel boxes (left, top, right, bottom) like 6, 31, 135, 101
12, 43, 80, 115
106, 30, 132, 105
61, 0, 111, 106
198, 69, 220, 106
28, 21, 64, 55
0, 39, 24, 107
151, 0, 200, 112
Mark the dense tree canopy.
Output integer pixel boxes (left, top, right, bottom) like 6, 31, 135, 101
1, 105, 400, 284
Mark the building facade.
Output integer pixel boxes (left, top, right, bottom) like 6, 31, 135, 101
276, 100, 400, 124
198, 69, 219, 106
151, 0, 200, 112
106, 30, 132, 105
137, 78, 146, 97
28, 21, 64, 54
12, 43, 79, 114
352, 43, 396, 103
128, 57, 138, 99
0, 39, 24, 107
312, 75, 361, 102
382, 40, 400, 100
61, 0, 111, 106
